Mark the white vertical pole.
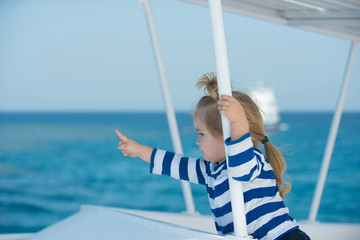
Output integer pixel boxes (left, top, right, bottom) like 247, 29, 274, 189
208, 0, 249, 238
138, 0, 196, 215
308, 40, 358, 222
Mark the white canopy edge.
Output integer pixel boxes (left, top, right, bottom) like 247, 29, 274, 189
181, 0, 360, 41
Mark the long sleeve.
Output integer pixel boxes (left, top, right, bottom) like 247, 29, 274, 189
225, 132, 265, 182
150, 148, 207, 185
224, 133, 298, 240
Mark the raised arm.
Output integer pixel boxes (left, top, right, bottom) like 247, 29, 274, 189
115, 129, 153, 163
217, 95, 249, 141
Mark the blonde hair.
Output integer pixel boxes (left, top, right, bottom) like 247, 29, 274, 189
195, 72, 290, 199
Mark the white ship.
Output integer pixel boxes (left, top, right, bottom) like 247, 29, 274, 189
248, 81, 284, 133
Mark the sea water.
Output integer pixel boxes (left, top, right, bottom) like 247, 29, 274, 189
0, 112, 359, 233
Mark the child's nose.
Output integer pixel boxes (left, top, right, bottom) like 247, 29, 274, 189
196, 138, 200, 146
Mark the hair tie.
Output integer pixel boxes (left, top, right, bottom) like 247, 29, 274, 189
261, 136, 269, 144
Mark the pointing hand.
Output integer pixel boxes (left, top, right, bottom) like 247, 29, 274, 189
115, 129, 138, 157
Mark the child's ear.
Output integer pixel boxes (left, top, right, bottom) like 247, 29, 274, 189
216, 134, 224, 140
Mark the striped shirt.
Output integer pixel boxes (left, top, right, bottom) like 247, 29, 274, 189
150, 132, 298, 240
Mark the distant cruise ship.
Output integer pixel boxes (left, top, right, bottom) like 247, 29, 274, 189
248, 81, 286, 133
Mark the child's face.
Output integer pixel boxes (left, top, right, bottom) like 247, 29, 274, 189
193, 114, 225, 163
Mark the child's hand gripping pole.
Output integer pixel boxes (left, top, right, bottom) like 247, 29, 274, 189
217, 95, 249, 141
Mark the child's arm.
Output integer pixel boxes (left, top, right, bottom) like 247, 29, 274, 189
116, 129, 207, 185
115, 129, 153, 163
218, 95, 266, 182
217, 95, 249, 141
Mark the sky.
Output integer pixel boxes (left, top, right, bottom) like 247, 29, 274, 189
0, 0, 359, 112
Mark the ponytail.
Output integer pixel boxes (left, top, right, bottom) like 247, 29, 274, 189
196, 72, 219, 101
231, 89, 291, 200
263, 141, 290, 199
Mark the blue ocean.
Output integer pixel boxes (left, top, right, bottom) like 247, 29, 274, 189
0, 112, 359, 234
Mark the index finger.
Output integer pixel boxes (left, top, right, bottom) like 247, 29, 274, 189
115, 129, 128, 141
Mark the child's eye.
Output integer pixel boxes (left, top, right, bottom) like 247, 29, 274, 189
198, 133, 204, 136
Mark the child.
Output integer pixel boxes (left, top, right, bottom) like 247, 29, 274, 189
115, 73, 310, 240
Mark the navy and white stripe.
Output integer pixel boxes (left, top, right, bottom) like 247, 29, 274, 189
150, 132, 298, 240
150, 149, 207, 185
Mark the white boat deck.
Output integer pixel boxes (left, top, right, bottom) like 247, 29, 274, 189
1, 205, 359, 240
117, 207, 360, 240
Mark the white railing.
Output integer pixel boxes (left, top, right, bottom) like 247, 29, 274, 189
138, 0, 196, 215
309, 40, 358, 222
208, 0, 250, 238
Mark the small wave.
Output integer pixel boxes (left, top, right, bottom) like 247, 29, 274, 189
5, 202, 52, 214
